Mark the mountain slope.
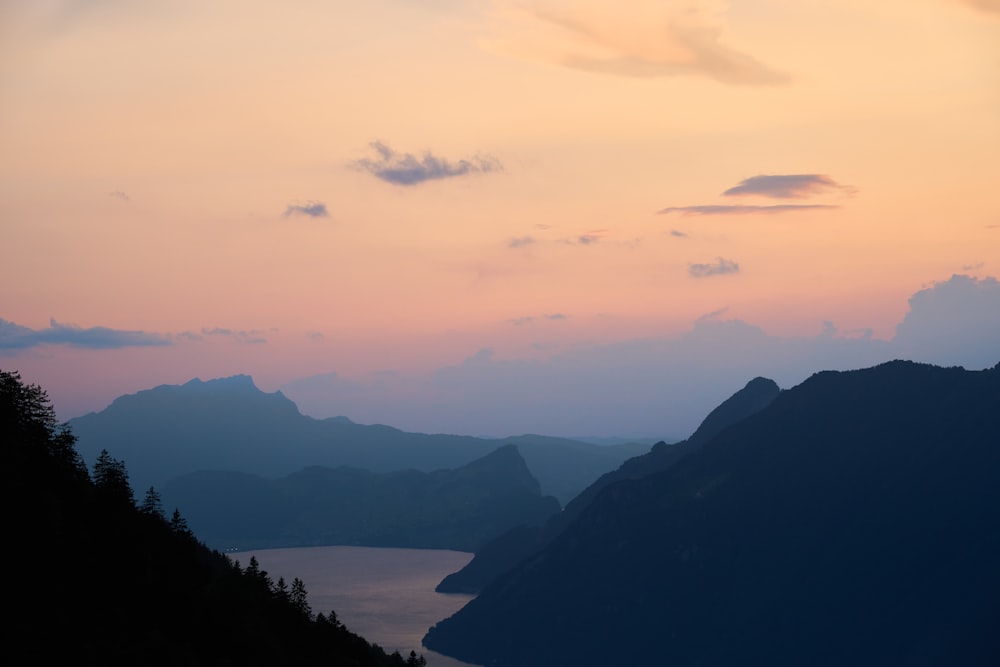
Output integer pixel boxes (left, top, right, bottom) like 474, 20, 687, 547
424, 361, 1000, 667
436, 376, 780, 594
3, 369, 421, 667
161, 444, 560, 551
68, 375, 651, 504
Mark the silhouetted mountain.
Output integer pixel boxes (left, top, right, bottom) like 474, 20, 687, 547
68, 376, 650, 504
161, 444, 559, 551
435, 523, 546, 595
425, 361, 1000, 666
3, 369, 423, 667
436, 376, 780, 594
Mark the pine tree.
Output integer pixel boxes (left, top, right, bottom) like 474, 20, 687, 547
169, 508, 193, 538
245, 555, 260, 577
139, 486, 165, 519
274, 576, 289, 601
92, 448, 134, 507
290, 577, 311, 618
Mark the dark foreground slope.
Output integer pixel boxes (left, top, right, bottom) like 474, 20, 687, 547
3, 370, 424, 667
425, 361, 1000, 667
436, 376, 780, 593
161, 444, 560, 552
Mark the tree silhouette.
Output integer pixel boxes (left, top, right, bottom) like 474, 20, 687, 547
290, 577, 311, 618
92, 448, 134, 506
169, 508, 194, 539
139, 486, 165, 519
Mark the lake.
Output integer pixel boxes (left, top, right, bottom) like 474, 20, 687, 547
228, 545, 479, 667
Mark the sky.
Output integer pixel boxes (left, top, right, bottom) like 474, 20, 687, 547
2, 0, 999, 440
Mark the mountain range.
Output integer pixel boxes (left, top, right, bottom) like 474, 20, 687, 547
424, 360, 1000, 666
68, 375, 652, 505
160, 444, 559, 552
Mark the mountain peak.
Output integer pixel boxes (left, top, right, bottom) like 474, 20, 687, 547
685, 375, 780, 447
181, 374, 260, 392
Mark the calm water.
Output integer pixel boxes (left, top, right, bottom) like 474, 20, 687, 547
229, 545, 479, 667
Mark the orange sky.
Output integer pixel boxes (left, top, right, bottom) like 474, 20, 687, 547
2, 0, 998, 436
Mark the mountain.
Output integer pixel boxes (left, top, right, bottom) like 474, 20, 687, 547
4, 369, 423, 667
160, 444, 560, 552
68, 375, 651, 504
436, 376, 780, 594
424, 361, 1000, 667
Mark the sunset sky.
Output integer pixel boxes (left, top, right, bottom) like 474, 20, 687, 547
2, 0, 999, 439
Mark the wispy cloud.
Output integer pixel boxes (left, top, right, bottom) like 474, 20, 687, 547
658, 204, 839, 216
283, 201, 329, 218
722, 174, 854, 199
508, 312, 569, 326
0, 318, 170, 351
658, 173, 852, 218
958, 0, 1000, 15
201, 327, 267, 344
669, 229, 689, 238
109, 190, 130, 203
351, 141, 503, 186
508, 236, 536, 248
484, 0, 788, 85
560, 229, 608, 245
689, 257, 740, 278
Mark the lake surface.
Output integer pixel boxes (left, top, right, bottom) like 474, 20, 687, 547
229, 545, 479, 667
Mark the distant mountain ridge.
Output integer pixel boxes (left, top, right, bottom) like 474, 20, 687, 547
424, 361, 1000, 667
161, 444, 560, 552
68, 375, 653, 504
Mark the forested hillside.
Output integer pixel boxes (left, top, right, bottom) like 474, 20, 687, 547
3, 369, 427, 666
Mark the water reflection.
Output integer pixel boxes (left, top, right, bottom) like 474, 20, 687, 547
229, 545, 478, 667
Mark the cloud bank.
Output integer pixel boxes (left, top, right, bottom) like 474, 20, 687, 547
352, 141, 503, 186
892, 274, 1000, 367
281, 275, 1000, 440
0, 318, 170, 351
